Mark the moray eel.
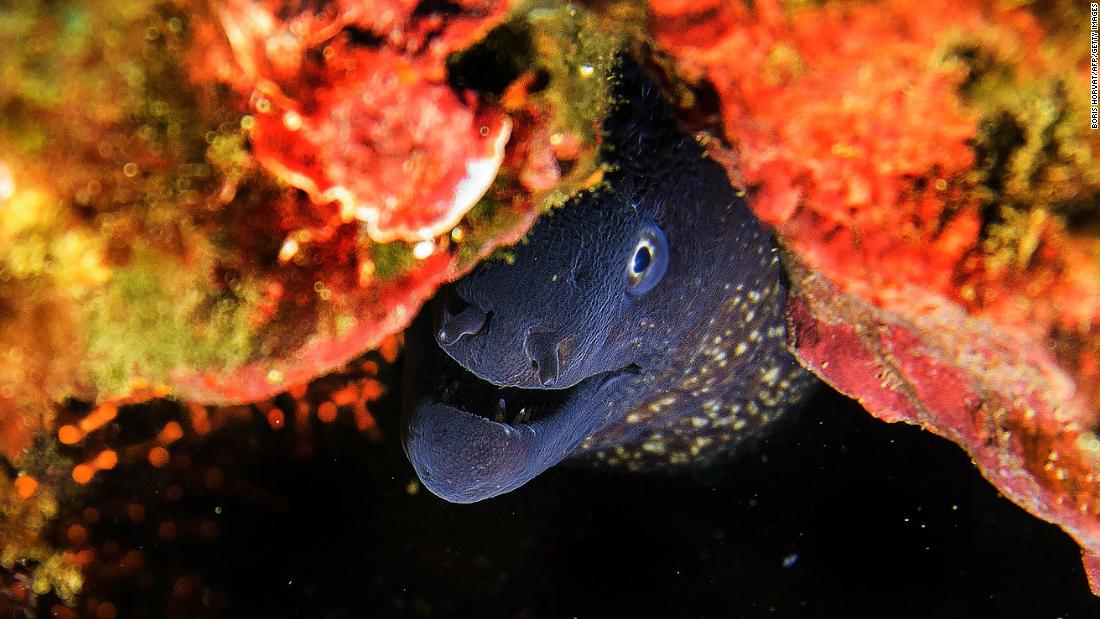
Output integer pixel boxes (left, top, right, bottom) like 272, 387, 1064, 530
402, 60, 816, 503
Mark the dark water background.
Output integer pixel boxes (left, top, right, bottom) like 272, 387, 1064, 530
88, 356, 1100, 618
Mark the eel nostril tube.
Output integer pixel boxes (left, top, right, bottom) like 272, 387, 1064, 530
524, 332, 560, 386
536, 354, 559, 387
438, 305, 489, 345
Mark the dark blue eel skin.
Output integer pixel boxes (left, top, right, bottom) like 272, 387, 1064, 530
402, 59, 817, 503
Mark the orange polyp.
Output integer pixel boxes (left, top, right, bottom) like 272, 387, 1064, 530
58, 424, 84, 445
72, 464, 95, 484
352, 403, 376, 431
95, 601, 117, 619
71, 449, 118, 483
94, 450, 118, 470
61, 549, 91, 567
379, 335, 401, 363
147, 446, 170, 468
83, 507, 100, 523
188, 403, 211, 435
78, 403, 118, 433
330, 385, 358, 406
157, 421, 184, 444
266, 408, 285, 429
119, 550, 144, 570
289, 383, 309, 399
13, 474, 37, 499
361, 379, 384, 400
316, 401, 338, 423
66, 523, 88, 546
126, 503, 146, 523
8, 582, 28, 603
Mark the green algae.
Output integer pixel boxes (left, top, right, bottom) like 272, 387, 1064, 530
940, 26, 1100, 270
0, 0, 272, 399
371, 241, 419, 282
447, 0, 647, 268
83, 244, 260, 394
0, 452, 83, 603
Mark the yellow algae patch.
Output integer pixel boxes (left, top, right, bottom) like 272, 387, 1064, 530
0, 468, 83, 602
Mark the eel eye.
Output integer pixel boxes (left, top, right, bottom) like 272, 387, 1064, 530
627, 223, 669, 295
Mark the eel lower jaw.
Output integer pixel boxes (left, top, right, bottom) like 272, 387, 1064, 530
403, 366, 636, 504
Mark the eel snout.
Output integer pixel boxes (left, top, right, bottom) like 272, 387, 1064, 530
404, 364, 625, 502
403, 304, 635, 503
405, 402, 584, 503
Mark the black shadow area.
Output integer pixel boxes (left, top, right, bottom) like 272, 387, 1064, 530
107, 365, 1098, 618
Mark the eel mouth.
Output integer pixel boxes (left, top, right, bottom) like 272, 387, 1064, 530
402, 311, 635, 503
430, 353, 578, 427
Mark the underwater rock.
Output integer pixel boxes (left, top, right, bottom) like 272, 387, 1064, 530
216, 0, 514, 244
654, 0, 1100, 591
787, 258, 1100, 593
0, 0, 633, 418
169, 0, 636, 402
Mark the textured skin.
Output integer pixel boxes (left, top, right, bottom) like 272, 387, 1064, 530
402, 60, 816, 503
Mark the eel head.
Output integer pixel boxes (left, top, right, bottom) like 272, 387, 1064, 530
403, 189, 673, 503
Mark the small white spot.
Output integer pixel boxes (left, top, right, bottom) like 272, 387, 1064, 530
278, 237, 300, 263
0, 163, 14, 202
282, 110, 303, 131
413, 240, 435, 259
